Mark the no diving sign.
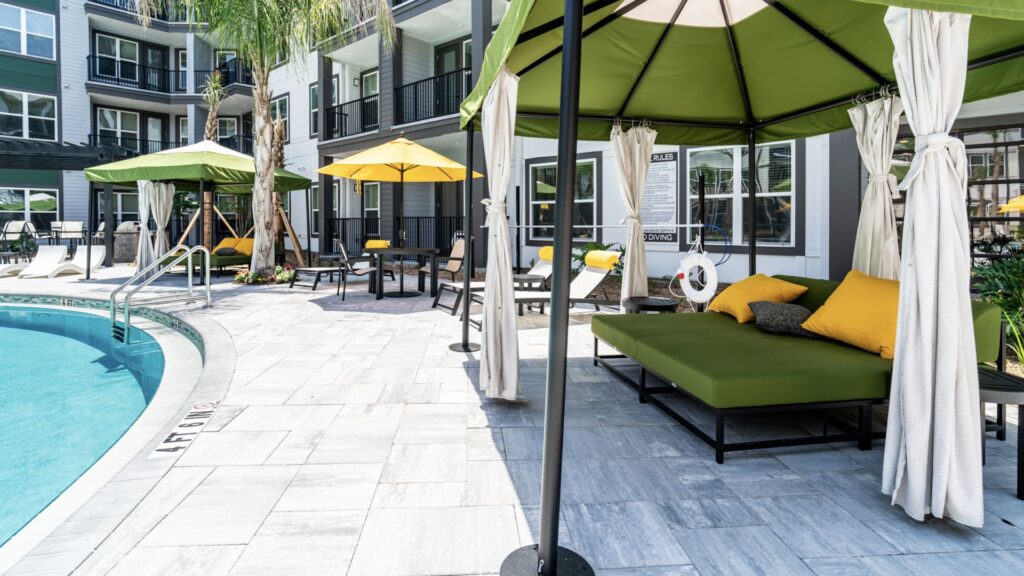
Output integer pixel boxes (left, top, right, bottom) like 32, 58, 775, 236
149, 401, 220, 458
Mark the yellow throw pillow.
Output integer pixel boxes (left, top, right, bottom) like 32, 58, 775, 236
538, 246, 554, 262
801, 270, 899, 359
213, 238, 239, 254
233, 238, 254, 256
708, 274, 808, 323
365, 239, 390, 250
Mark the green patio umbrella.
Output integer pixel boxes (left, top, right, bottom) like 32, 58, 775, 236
461, 2, 1024, 575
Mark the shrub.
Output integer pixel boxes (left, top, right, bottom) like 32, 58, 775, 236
974, 255, 1024, 361
234, 263, 295, 285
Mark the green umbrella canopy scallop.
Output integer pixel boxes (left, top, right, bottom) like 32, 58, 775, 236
84, 140, 311, 193
461, 0, 1024, 145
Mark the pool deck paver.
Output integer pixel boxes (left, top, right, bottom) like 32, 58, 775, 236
0, 266, 1022, 575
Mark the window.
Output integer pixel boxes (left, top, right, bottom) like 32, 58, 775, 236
177, 50, 188, 90
178, 116, 188, 146
0, 3, 54, 59
215, 50, 235, 68
331, 76, 339, 106
0, 89, 56, 141
363, 182, 379, 220
309, 84, 319, 136
961, 126, 1023, 243
270, 95, 289, 142
310, 185, 319, 235
0, 187, 58, 229
332, 180, 340, 218
96, 34, 138, 82
217, 117, 237, 140
527, 158, 597, 242
97, 108, 140, 150
361, 70, 378, 97
686, 142, 795, 247
95, 191, 138, 226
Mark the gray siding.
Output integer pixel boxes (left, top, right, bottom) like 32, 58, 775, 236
403, 182, 433, 217
60, 0, 92, 221
828, 129, 862, 281
401, 35, 432, 84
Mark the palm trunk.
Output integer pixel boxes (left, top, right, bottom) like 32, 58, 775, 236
250, 65, 276, 275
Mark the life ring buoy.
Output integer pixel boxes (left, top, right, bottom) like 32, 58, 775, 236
674, 252, 718, 304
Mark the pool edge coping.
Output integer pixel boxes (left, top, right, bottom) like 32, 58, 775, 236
0, 295, 235, 575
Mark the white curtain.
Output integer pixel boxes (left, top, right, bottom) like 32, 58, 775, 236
611, 124, 657, 302
135, 180, 155, 273
478, 66, 521, 401
881, 8, 983, 527
849, 96, 903, 280
150, 182, 175, 258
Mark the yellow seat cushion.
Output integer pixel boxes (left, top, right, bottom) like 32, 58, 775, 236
801, 270, 899, 359
708, 273, 808, 323
584, 250, 620, 270
365, 239, 390, 250
213, 238, 240, 254
233, 238, 254, 256
538, 246, 554, 261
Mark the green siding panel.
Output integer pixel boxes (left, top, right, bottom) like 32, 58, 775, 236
3, 0, 57, 14
0, 169, 60, 188
0, 54, 58, 94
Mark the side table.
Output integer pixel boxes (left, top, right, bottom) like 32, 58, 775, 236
622, 296, 679, 314
979, 366, 1023, 500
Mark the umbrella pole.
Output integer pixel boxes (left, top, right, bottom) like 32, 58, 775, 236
747, 129, 757, 276
86, 186, 95, 279
103, 184, 114, 267
501, 0, 592, 574
451, 123, 481, 353
305, 186, 312, 266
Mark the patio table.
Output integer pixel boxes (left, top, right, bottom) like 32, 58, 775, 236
367, 246, 440, 300
979, 367, 1024, 500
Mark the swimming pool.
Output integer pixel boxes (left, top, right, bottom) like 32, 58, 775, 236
0, 306, 165, 545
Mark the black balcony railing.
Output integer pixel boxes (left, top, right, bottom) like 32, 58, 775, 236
87, 56, 186, 93
325, 94, 379, 140
218, 135, 253, 155
87, 0, 188, 22
325, 217, 382, 255
394, 68, 471, 125
399, 216, 464, 255
195, 58, 253, 90
90, 134, 179, 154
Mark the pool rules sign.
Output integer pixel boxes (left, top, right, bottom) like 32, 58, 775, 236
641, 151, 678, 250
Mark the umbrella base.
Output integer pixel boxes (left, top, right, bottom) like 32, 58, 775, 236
500, 545, 592, 576
382, 290, 421, 298
449, 342, 480, 352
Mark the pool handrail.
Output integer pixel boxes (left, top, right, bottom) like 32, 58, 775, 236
110, 245, 211, 343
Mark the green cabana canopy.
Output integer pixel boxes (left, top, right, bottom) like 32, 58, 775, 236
84, 140, 311, 192
461, 0, 1024, 145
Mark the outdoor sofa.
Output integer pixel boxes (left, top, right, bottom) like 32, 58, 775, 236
161, 238, 281, 276
592, 275, 1004, 463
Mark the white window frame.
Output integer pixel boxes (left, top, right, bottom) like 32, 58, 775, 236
685, 141, 797, 247
309, 83, 319, 136
0, 3, 54, 60
215, 50, 236, 68
217, 117, 238, 140
178, 116, 188, 146
0, 187, 59, 224
332, 180, 340, 218
95, 33, 138, 80
363, 182, 380, 220
527, 158, 597, 242
361, 70, 379, 98
310, 185, 320, 235
0, 88, 56, 141
270, 94, 289, 141
97, 107, 140, 150
177, 49, 188, 89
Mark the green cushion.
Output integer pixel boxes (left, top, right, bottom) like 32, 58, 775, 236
972, 299, 1003, 365
773, 275, 838, 312
630, 313, 892, 409
592, 313, 688, 357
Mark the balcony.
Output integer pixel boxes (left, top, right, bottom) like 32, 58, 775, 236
86, 0, 188, 23
394, 68, 471, 126
87, 56, 187, 94
325, 216, 464, 256
325, 94, 380, 140
218, 135, 253, 155
90, 134, 179, 154
194, 59, 254, 90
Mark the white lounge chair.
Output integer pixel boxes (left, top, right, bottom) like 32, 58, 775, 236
0, 260, 26, 277
17, 245, 69, 278
39, 246, 105, 278
433, 245, 554, 315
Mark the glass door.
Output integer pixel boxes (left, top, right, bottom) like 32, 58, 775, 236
360, 70, 379, 132
178, 116, 188, 146
146, 118, 163, 153
143, 47, 166, 91
434, 43, 461, 116
177, 50, 188, 91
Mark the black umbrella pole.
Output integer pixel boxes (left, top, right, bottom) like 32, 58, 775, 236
451, 123, 480, 352
305, 186, 312, 265
86, 186, 95, 279
501, 0, 592, 574
747, 129, 757, 276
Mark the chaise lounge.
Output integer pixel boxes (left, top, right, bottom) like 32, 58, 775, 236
592, 275, 1004, 463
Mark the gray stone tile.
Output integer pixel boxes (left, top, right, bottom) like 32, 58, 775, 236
745, 495, 898, 558
381, 444, 467, 483
563, 502, 690, 569
816, 550, 1024, 576
801, 470, 903, 521
582, 458, 694, 502
264, 430, 322, 465
597, 568, 698, 576
176, 430, 287, 466
973, 510, 1024, 548
347, 506, 519, 576
275, 463, 382, 511
716, 470, 820, 498
372, 482, 465, 508
605, 425, 695, 458
104, 546, 245, 576
229, 510, 365, 576
502, 427, 624, 460
864, 515, 1001, 553
223, 405, 342, 431
675, 526, 814, 576
771, 445, 865, 472
513, 506, 575, 549
660, 498, 761, 529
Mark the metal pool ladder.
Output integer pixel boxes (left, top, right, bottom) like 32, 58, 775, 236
110, 245, 212, 343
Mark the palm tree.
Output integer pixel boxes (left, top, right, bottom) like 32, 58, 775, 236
137, 0, 395, 274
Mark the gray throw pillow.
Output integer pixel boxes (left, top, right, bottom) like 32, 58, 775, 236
215, 247, 237, 255
748, 301, 820, 339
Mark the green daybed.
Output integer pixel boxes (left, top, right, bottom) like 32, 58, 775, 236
592, 275, 1004, 463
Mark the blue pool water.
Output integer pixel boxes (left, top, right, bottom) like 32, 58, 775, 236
0, 306, 164, 545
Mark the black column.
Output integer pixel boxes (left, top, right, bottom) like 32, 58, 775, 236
747, 129, 757, 276
86, 186, 95, 278
103, 184, 114, 267
470, 0, 493, 268
451, 125, 480, 353
317, 52, 332, 140
319, 156, 334, 253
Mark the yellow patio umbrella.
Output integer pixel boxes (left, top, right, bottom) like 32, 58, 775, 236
998, 196, 1024, 213
318, 136, 483, 245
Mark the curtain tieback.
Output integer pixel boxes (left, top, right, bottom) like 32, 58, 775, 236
898, 132, 965, 191
481, 199, 507, 220
620, 214, 642, 225
868, 173, 900, 199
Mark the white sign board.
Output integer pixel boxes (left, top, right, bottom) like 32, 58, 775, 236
641, 151, 679, 250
